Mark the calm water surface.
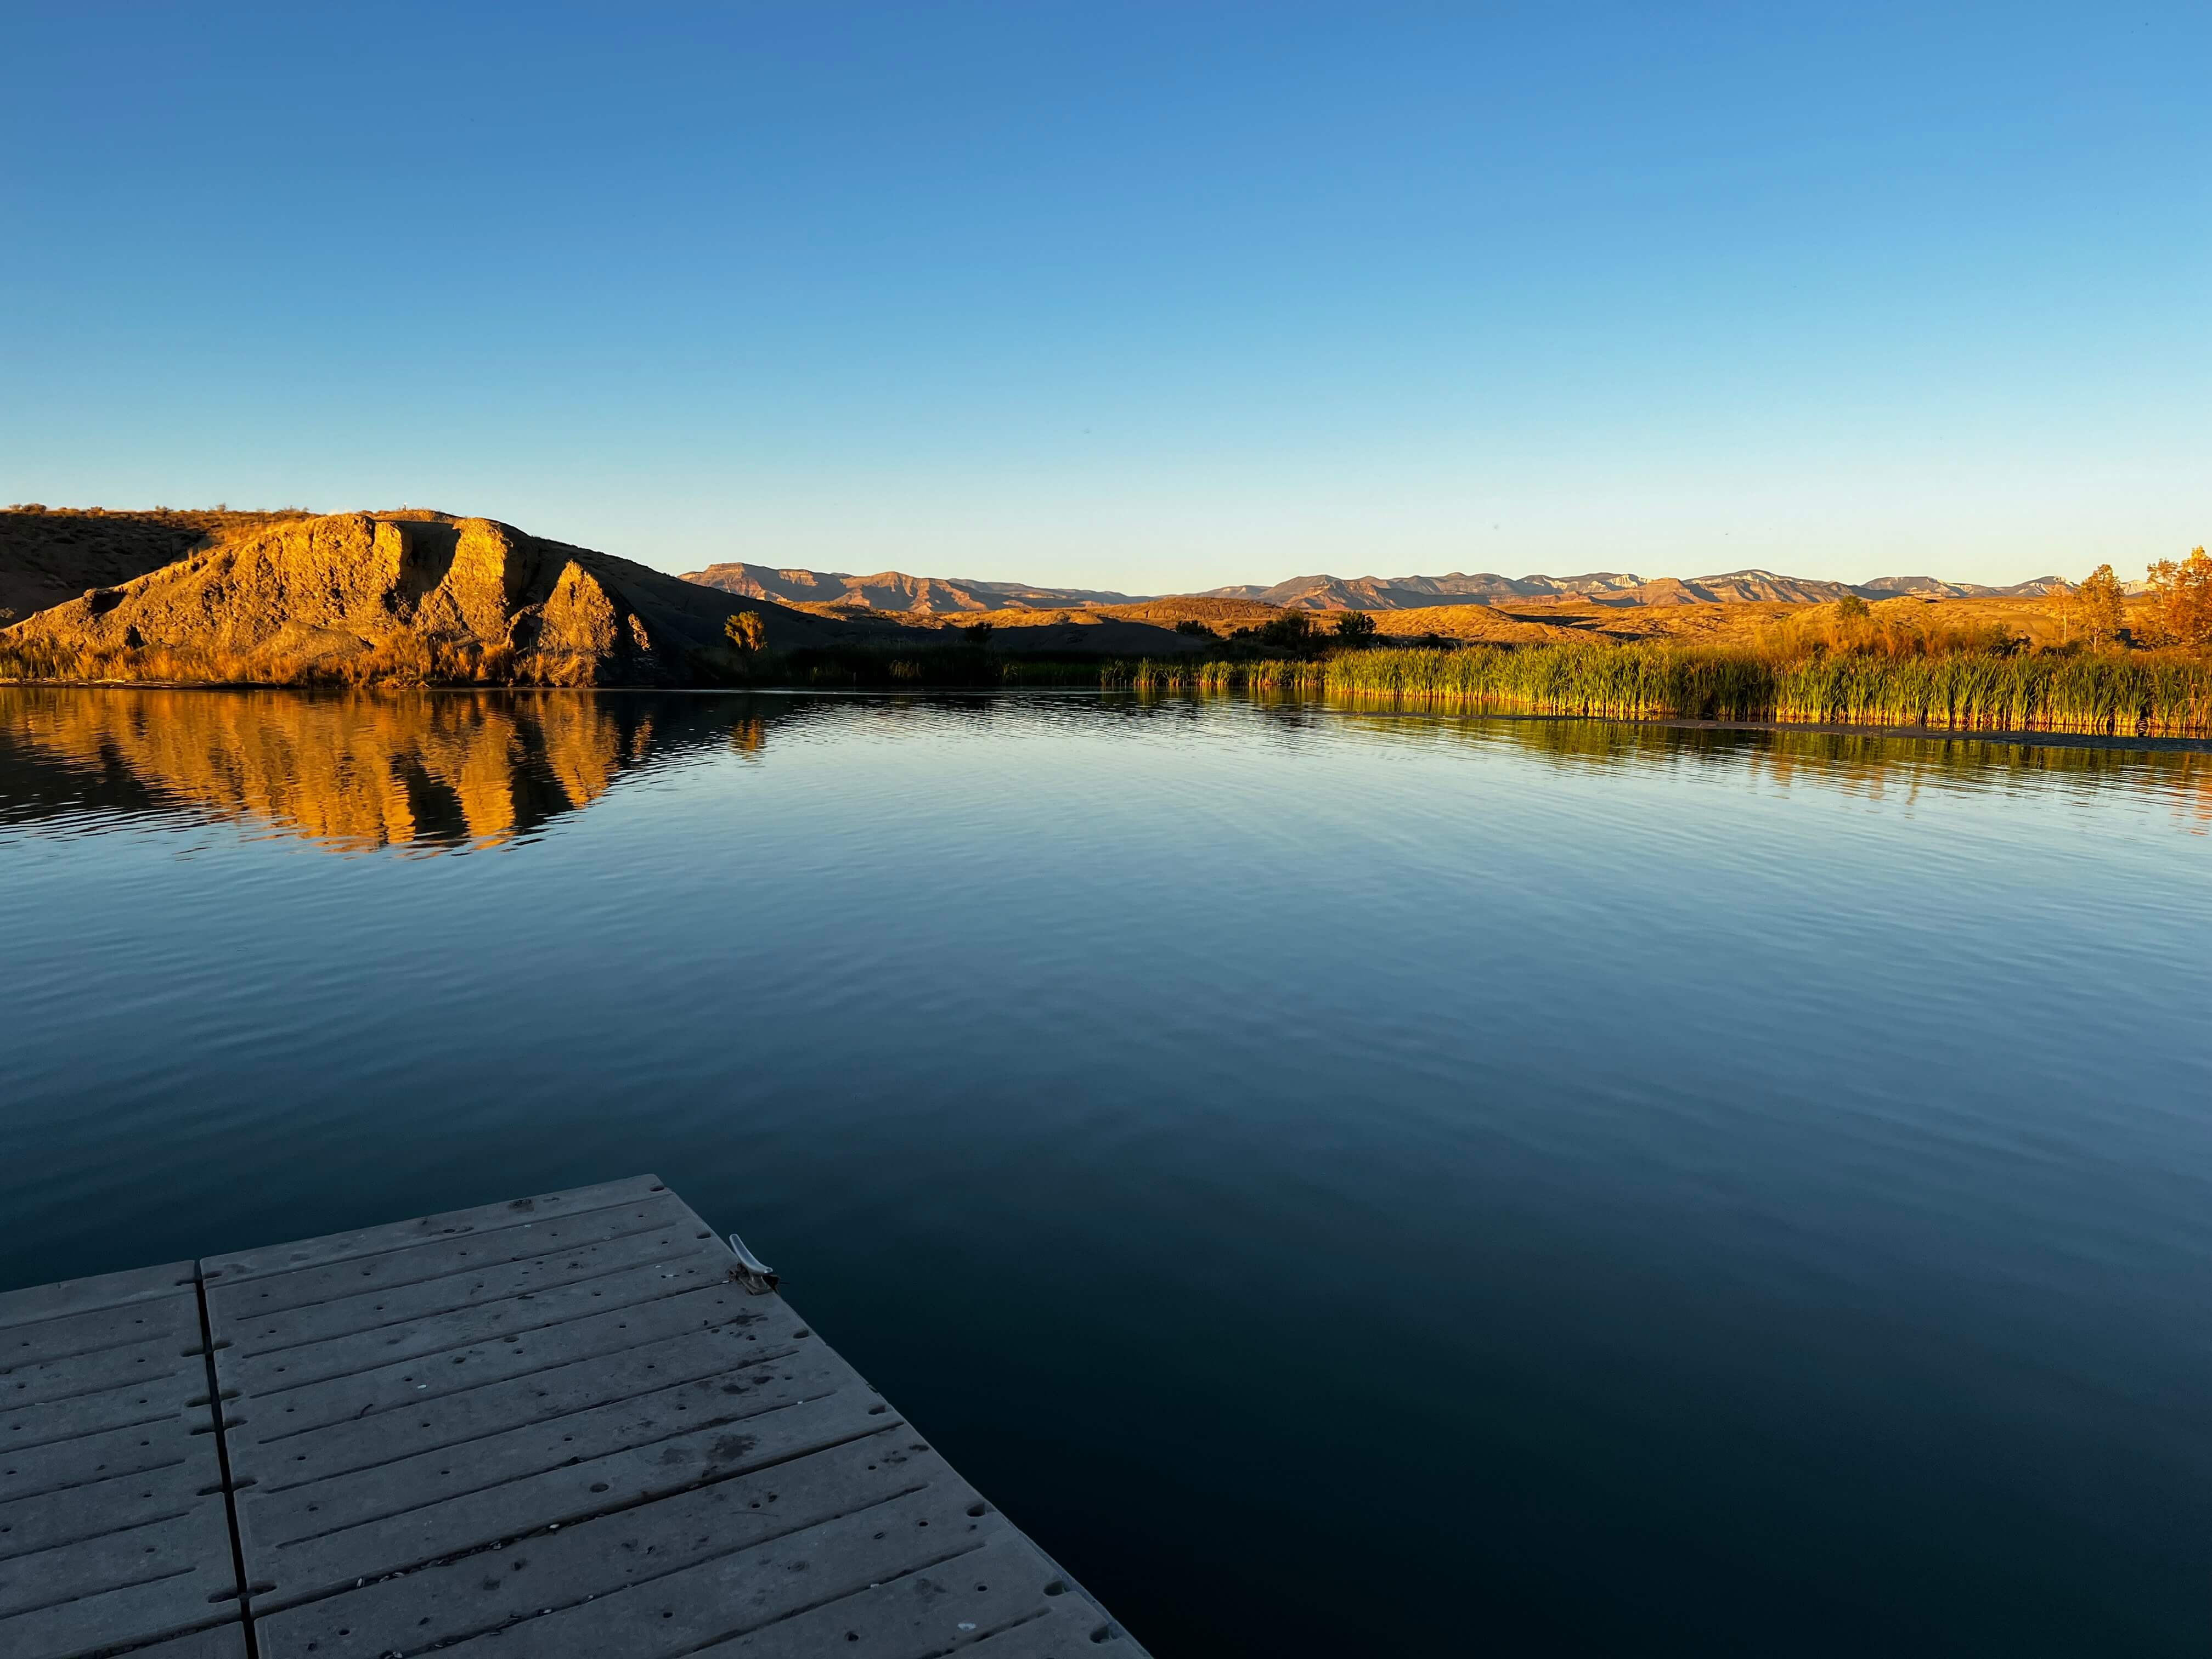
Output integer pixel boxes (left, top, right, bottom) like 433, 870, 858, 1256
4, 687, 2208, 1656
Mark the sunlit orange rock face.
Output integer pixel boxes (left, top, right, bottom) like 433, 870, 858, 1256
1, 687, 631, 851
1, 511, 826, 686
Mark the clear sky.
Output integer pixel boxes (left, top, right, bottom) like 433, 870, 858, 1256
3, 4, 2204, 591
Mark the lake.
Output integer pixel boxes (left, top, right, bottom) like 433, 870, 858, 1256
3, 686, 2208, 1656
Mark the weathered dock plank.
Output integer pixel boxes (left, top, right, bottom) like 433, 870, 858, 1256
202, 1176, 1144, 1659
197, 1175, 669, 1283
105, 1630, 250, 1659
0, 1262, 246, 1659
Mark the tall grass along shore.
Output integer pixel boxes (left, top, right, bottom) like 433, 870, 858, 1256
1113, 643, 2212, 738
9, 631, 2211, 738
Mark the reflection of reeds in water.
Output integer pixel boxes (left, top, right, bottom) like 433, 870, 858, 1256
1317, 702, 2212, 830
0, 689, 628, 852
1123, 645, 2212, 737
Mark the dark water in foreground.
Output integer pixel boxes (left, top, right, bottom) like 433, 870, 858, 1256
3, 687, 2209, 1656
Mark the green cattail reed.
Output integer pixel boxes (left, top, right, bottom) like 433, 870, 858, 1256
1115, 645, 2212, 737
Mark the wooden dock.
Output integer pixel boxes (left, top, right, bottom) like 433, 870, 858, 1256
2, 1176, 1145, 1659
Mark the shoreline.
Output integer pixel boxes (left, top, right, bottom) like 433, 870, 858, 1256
6, 676, 2211, 754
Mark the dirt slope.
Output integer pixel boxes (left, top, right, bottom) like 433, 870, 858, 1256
0, 506, 314, 622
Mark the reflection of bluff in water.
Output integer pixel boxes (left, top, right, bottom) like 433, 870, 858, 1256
0, 689, 765, 851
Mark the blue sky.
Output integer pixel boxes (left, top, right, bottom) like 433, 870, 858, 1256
3, 4, 2203, 590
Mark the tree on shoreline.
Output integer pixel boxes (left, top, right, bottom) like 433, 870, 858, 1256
2145, 548, 2212, 650
725, 611, 766, 653
2069, 564, 2126, 646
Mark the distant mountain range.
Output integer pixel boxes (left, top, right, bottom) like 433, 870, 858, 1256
683, 560, 2074, 614
680, 561, 1140, 615
1856, 573, 2079, 600
1196, 568, 2074, 609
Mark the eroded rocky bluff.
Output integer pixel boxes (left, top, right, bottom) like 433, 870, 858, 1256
1, 512, 826, 685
